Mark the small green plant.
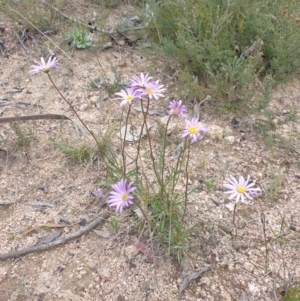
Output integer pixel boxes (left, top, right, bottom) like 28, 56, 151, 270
109, 216, 120, 233
205, 177, 215, 191
281, 283, 300, 301
49, 139, 92, 164
268, 166, 285, 201
270, 217, 286, 246
42, 226, 52, 232
11, 122, 36, 147
66, 27, 92, 50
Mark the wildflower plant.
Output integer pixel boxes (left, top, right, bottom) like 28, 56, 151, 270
28, 54, 268, 263
103, 73, 208, 259
223, 175, 261, 226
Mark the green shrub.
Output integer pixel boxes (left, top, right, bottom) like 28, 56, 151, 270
148, 0, 300, 102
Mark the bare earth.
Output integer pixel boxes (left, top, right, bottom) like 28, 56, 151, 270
0, 3, 300, 301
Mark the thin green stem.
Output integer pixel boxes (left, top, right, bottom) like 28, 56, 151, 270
257, 200, 269, 273
135, 97, 161, 186
134, 202, 154, 230
161, 115, 172, 190
122, 105, 131, 176
47, 73, 98, 146
182, 140, 191, 223
171, 140, 187, 197
143, 101, 161, 186
135, 99, 146, 177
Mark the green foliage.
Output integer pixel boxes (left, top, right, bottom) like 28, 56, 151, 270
66, 27, 92, 50
281, 284, 300, 301
49, 138, 92, 163
91, 0, 121, 8
109, 216, 120, 233
2, 0, 64, 32
267, 166, 285, 201
48, 127, 114, 164
42, 226, 53, 232
148, 0, 300, 102
11, 122, 36, 147
205, 177, 215, 191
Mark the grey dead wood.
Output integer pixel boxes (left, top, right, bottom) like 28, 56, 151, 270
0, 213, 109, 261
179, 266, 211, 292
0, 114, 71, 123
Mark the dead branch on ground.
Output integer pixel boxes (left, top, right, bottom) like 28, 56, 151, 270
0, 213, 109, 260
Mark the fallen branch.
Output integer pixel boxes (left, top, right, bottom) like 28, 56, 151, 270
0, 114, 71, 124
0, 213, 109, 260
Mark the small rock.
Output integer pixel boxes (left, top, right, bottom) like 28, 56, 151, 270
232, 240, 248, 251
236, 220, 246, 229
90, 96, 99, 104
208, 125, 224, 140
99, 268, 111, 280
79, 103, 88, 111
99, 90, 109, 101
244, 262, 254, 272
218, 219, 234, 233
88, 262, 97, 270
223, 136, 235, 144
207, 235, 219, 247
200, 276, 211, 286
221, 291, 232, 301
117, 295, 126, 301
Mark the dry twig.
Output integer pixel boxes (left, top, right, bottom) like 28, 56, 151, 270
0, 114, 71, 124
0, 213, 109, 260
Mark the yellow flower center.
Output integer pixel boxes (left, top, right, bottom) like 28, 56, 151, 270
43, 67, 50, 73
146, 89, 153, 95
122, 193, 128, 201
188, 126, 198, 135
237, 186, 246, 193
173, 108, 178, 115
126, 95, 133, 102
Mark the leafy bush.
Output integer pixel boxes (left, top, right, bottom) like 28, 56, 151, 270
148, 0, 300, 102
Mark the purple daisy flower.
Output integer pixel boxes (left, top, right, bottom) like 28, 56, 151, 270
29, 56, 59, 74
107, 179, 136, 214
223, 175, 261, 203
142, 80, 166, 100
168, 100, 186, 117
92, 188, 105, 199
115, 87, 140, 108
182, 118, 207, 143
130, 73, 153, 90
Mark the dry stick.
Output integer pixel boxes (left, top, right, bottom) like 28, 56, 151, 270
0, 213, 109, 261
0, 114, 71, 124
